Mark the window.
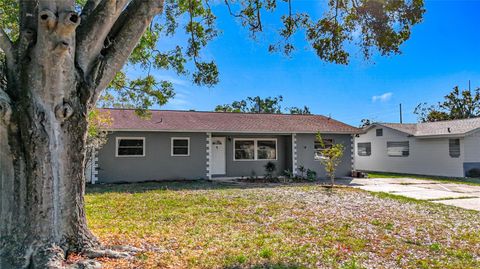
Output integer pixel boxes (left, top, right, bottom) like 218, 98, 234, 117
357, 142, 372, 156
171, 138, 190, 156
387, 141, 409, 157
116, 137, 145, 157
234, 140, 255, 160
234, 139, 277, 160
449, 139, 460, 158
376, 129, 383, 136
314, 138, 333, 160
257, 140, 277, 160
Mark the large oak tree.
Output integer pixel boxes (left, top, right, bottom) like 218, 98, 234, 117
0, 0, 424, 268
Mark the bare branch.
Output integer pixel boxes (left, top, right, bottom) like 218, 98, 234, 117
0, 28, 15, 70
89, 0, 164, 104
76, 0, 130, 73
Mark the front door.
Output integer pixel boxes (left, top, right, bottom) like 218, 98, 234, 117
211, 137, 226, 175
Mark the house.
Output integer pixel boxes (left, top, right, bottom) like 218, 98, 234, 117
354, 118, 480, 177
90, 109, 360, 183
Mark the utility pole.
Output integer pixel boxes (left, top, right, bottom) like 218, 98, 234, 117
399, 103, 403, 124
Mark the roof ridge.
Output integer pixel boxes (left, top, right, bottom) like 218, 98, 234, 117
98, 107, 331, 117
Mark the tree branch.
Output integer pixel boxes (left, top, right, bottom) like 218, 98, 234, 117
88, 0, 165, 104
81, 0, 103, 20
0, 28, 15, 70
76, 0, 130, 73
0, 88, 12, 125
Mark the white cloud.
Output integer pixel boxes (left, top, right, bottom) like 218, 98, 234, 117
372, 92, 393, 103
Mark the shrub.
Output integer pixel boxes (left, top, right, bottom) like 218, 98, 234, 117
264, 162, 276, 179
297, 165, 306, 178
306, 169, 317, 181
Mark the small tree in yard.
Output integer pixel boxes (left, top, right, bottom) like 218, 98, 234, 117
316, 133, 344, 187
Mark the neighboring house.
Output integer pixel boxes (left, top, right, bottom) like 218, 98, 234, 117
354, 118, 480, 177
89, 109, 360, 183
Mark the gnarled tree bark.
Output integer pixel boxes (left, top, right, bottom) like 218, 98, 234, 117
0, 0, 164, 268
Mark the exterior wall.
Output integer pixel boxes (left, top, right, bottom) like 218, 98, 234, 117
463, 130, 480, 175
98, 131, 207, 183
355, 126, 465, 177
296, 133, 353, 178
215, 134, 289, 178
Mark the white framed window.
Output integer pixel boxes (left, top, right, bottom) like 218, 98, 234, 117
449, 139, 460, 158
357, 142, 372, 156
234, 138, 277, 161
376, 129, 383, 136
387, 141, 409, 157
116, 137, 145, 157
314, 138, 333, 160
171, 137, 190, 156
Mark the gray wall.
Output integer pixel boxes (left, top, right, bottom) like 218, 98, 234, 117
215, 134, 289, 178
98, 132, 207, 183
355, 126, 465, 177
296, 133, 353, 178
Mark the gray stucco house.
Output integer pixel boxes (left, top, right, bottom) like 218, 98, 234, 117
89, 109, 360, 183
354, 118, 480, 177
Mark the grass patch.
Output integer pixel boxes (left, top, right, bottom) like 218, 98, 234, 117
367, 172, 480, 186
85, 181, 480, 268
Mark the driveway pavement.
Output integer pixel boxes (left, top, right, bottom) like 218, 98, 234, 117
336, 177, 480, 211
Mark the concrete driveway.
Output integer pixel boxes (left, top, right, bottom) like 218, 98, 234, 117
337, 177, 480, 211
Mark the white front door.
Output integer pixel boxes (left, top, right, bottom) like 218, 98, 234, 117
211, 137, 226, 175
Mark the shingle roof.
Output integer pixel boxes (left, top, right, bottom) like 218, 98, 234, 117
371, 117, 480, 137
381, 123, 417, 135
101, 108, 360, 134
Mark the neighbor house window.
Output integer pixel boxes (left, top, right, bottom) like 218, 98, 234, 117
116, 137, 145, 157
449, 139, 460, 158
314, 138, 333, 160
387, 141, 409, 157
234, 139, 277, 160
171, 137, 190, 156
376, 129, 383, 136
357, 142, 372, 156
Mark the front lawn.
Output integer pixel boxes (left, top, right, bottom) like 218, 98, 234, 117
367, 172, 480, 186
86, 181, 480, 269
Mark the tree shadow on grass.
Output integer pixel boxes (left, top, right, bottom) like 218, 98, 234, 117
86, 179, 345, 195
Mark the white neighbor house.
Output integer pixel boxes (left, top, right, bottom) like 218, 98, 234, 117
354, 118, 480, 178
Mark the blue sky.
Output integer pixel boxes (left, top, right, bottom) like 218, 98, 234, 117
151, 1, 480, 126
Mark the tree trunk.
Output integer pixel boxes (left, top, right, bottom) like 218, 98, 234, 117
0, 2, 98, 267
0, 66, 99, 269
0, 1, 164, 267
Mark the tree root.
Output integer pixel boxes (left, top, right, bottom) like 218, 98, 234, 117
21, 244, 142, 269
82, 245, 142, 260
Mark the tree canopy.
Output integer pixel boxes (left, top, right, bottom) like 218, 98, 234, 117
214, 95, 312, 114
414, 85, 480, 122
1, 0, 426, 112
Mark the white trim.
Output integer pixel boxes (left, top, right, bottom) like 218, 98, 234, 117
206, 133, 212, 179
233, 138, 278, 161
115, 137, 146, 157
171, 137, 190, 157
105, 128, 356, 135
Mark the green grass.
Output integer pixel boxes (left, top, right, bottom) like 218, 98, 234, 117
367, 172, 480, 186
85, 181, 480, 269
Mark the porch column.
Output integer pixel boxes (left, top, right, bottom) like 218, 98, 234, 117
292, 133, 298, 176
206, 132, 212, 179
